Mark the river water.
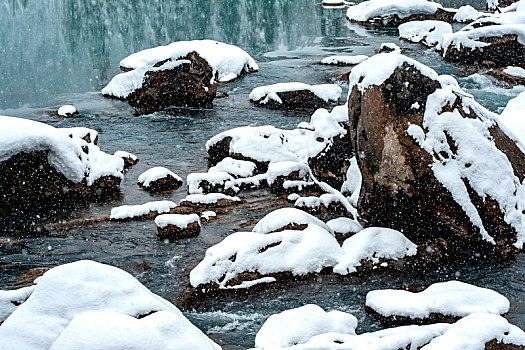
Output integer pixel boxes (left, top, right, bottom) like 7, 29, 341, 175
1, 0, 525, 349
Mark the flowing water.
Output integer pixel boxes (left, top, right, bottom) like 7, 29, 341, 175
1, 0, 525, 348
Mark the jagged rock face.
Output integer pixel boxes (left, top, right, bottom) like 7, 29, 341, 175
443, 34, 525, 68
125, 52, 216, 115
0, 151, 121, 230
348, 62, 525, 258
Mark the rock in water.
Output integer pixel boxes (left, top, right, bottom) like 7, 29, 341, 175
155, 214, 201, 240
347, 53, 525, 258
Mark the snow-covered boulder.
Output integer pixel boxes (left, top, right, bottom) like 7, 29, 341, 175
201, 210, 217, 222
103, 40, 258, 114
442, 25, 525, 67
187, 171, 238, 195
486, 66, 525, 86
138, 167, 183, 193
110, 200, 177, 221
346, 0, 456, 28
266, 161, 310, 192
179, 193, 243, 208
206, 105, 353, 189
453, 5, 483, 23
255, 304, 358, 348
499, 91, 525, 145
365, 281, 510, 326
347, 53, 525, 257
114, 150, 138, 168
294, 193, 348, 214
0, 116, 123, 229
57, 105, 78, 118
208, 157, 257, 178
398, 20, 452, 48
252, 207, 334, 235
326, 217, 363, 241
333, 227, 417, 275
0, 260, 220, 350
249, 83, 342, 110
319, 55, 369, 66
155, 214, 201, 240
379, 42, 402, 53
189, 224, 342, 289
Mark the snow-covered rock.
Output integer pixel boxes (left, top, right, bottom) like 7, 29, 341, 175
347, 53, 525, 256
110, 200, 177, 220
319, 55, 369, 66
187, 172, 238, 195
334, 227, 417, 275
499, 91, 525, 145
114, 150, 138, 168
346, 0, 455, 27
398, 20, 452, 48
366, 281, 510, 325
442, 24, 525, 67
0, 116, 123, 228
486, 66, 525, 86
249, 83, 342, 110
326, 217, 363, 240
453, 5, 483, 22
255, 304, 358, 348
0, 286, 34, 324
208, 157, 257, 178
138, 167, 183, 193
266, 161, 310, 192
252, 208, 334, 235
379, 42, 402, 53
155, 214, 201, 240
103, 40, 257, 114
179, 193, 242, 207
190, 224, 342, 289
294, 193, 348, 214
201, 210, 217, 222
57, 105, 78, 118
0, 260, 219, 350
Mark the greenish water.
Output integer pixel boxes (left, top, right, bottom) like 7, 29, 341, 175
1, 1, 525, 349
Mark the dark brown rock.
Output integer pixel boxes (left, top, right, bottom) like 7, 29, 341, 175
138, 174, 183, 194
157, 220, 201, 240
250, 90, 337, 110
349, 7, 456, 28
348, 61, 525, 259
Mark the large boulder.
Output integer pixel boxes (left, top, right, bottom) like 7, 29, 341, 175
102, 40, 258, 115
0, 116, 123, 230
347, 53, 525, 258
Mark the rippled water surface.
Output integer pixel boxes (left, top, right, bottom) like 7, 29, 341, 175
1, 1, 525, 348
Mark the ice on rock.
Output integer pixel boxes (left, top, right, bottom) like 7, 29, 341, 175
333, 227, 417, 275
255, 304, 358, 349
190, 224, 342, 289
252, 207, 334, 235
366, 281, 510, 320
319, 55, 369, 65
499, 91, 525, 145
119, 39, 258, 83
0, 260, 219, 350
398, 20, 452, 47
0, 116, 123, 186
347, 0, 443, 22
110, 200, 177, 220
208, 157, 257, 178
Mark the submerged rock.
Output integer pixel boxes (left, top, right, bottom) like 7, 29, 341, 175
0, 116, 123, 230
102, 40, 258, 115
347, 53, 525, 258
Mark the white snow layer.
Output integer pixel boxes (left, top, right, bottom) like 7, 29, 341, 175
346, 0, 443, 22
442, 24, 525, 52
154, 214, 201, 229
334, 227, 417, 275
504, 66, 525, 78
320, 55, 369, 65
189, 224, 342, 288
57, 105, 77, 116
0, 260, 220, 350
114, 150, 138, 161
0, 286, 35, 323
249, 83, 342, 104
138, 167, 182, 188
499, 91, 525, 145
398, 20, 452, 47
0, 116, 123, 185
252, 208, 334, 235
366, 281, 510, 319
209, 157, 257, 178
266, 161, 310, 185
187, 171, 236, 194
326, 217, 364, 235
120, 39, 258, 83
255, 304, 358, 348
453, 5, 483, 22
180, 193, 242, 205
110, 200, 177, 220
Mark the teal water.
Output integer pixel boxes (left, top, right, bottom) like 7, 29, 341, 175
1, 1, 525, 349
